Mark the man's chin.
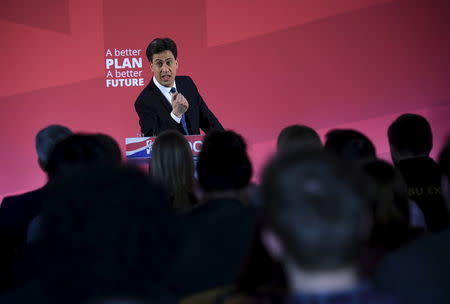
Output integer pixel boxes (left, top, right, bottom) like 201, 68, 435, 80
159, 78, 173, 87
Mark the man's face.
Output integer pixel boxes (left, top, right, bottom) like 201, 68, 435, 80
151, 50, 178, 87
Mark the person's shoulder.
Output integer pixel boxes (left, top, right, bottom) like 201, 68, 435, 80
376, 229, 450, 281
135, 79, 157, 105
176, 75, 194, 85
1, 187, 44, 208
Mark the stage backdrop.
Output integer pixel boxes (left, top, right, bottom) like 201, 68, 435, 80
1, 0, 449, 199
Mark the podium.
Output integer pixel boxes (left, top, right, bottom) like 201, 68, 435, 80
125, 135, 204, 160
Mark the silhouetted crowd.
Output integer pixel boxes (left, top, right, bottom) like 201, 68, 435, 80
0, 113, 449, 304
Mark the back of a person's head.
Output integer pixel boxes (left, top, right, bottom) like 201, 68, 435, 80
261, 151, 368, 271
35, 125, 72, 172
150, 130, 194, 209
46, 133, 122, 179
388, 113, 433, 158
277, 125, 322, 153
324, 129, 376, 163
360, 159, 410, 249
197, 130, 252, 192
39, 165, 176, 303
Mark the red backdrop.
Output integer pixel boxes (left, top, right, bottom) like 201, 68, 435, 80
1, 0, 449, 199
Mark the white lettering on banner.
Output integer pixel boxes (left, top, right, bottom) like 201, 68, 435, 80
104, 48, 144, 88
115, 70, 143, 77
114, 49, 142, 56
105, 58, 142, 69
106, 78, 145, 87
188, 141, 203, 153
193, 141, 203, 153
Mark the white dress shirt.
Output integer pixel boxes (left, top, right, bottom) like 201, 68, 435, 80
153, 76, 182, 124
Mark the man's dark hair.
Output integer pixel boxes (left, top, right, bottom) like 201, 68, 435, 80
388, 113, 433, 156
35, 125, 72, 172
38, 165, 177, 303
439, 137, 450, 178
46, 133, 122, 179
324, 129, 376, 162
277, 125, 322, 153
146, 38, 177, 62
261, 151, 368, 271
197, 130, 252, 192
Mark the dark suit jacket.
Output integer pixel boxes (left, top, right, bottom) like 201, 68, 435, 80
396, 157, 449, 232
134, 76, 224, 136
0, 185, 47, 291
167, 198, 255, 297
375, 228, 450, 304
0, 186, 47, 245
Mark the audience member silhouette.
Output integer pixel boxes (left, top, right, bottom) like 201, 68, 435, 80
324, 129, 376, 163
0, 125, 72, 291
254, 151, 398, 303
1, 166, 178, 304
375, 138, 450, 304
150, 130, 197, 212
168, 130, 255, 298
26, 133, 123, 243
1, 119, 447, 304
359, 159, 425, 277
363, 160, 424, 250
277, 125, 322, 154
388, 113, 449, 231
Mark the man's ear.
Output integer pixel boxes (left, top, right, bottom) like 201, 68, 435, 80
261, 228, 284, 261
150, 62, 154, 73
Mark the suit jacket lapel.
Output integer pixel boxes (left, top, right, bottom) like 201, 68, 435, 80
149, 79, 172, 113
176, 77, 193, 132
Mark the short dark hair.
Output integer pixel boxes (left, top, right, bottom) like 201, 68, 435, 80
146, 38, 177, 62
197, 130, 252, 192
277, 125, 322, 153
46, 133, 122, 179
35, 125, 72, 171
388, 113, 433, 156
324, 129, 376, 162
261, 151, 368, 271
439, 137, 450, 178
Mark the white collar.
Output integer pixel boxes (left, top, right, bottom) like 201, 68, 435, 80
153, 76, 177, 93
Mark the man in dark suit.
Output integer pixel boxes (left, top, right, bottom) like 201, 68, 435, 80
0, 125, 72, 291
134, 38, 224, 136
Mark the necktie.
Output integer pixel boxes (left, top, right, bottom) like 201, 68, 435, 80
170, 87, 189, 135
